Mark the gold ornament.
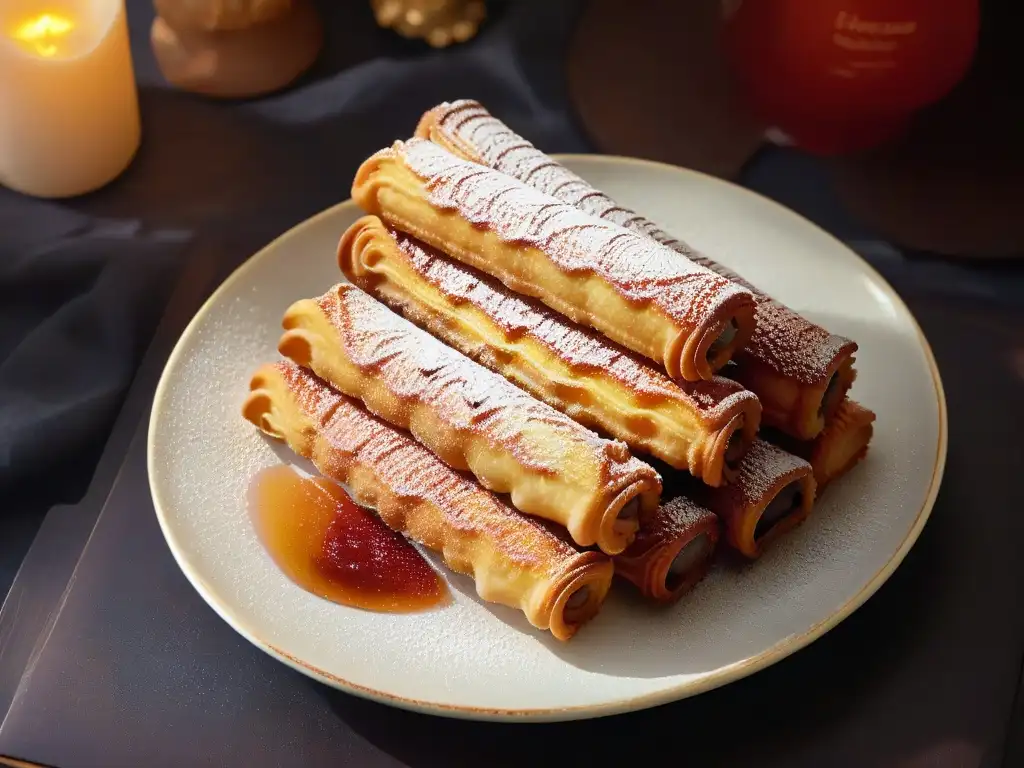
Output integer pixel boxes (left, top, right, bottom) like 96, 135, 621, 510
371, 0, 486, 48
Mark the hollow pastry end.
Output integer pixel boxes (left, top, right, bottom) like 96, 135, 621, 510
745, 471, 816, 558
705, 404, 760, 487
414, 102, 485, 164
350, 143, 400, 216
596, 477, 662, 555
614, 495, 720, 602
337, 214, 395, 285
701, 440, 817, 558
663, 530, 716, 594
816, 357, 858, 428
749, 349, 858, 441
702, 316, 744, 373
547, 555, 614, 641
242, 362, 324, 457
673, 295, 757, 381
648, 512, 720, 602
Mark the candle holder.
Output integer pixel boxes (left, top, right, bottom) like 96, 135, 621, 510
0, 0, 142, 198
151, 0, 323, 99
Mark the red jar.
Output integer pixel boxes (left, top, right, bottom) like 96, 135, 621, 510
722, 0, 980, 153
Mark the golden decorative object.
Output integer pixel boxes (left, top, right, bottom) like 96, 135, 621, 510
371, 0, 486, 47
153, 0, 295, 31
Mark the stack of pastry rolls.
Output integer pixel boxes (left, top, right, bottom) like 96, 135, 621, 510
243, 100, 876, 636
412, 100, 875, 535
415, 100, 860, 439
243, 360, 618, 640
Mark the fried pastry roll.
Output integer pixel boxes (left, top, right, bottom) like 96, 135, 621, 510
278, 283, 662, 555
351, 137, 756, 382
771, 399, 875, 494
694, 439, 816, 559
613, 496, 720, 603
242, 361, 614, 640
415, 99, 857, 438
338, 215, 762, 486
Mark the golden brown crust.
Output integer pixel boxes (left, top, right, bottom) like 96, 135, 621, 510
416, 100, 857, 434
809, 399, 875, 491
728, 351, 858, 440
278, 283, 661, 555
338, 215, 762, 485
785, 398, 875, 492
695, 440, 816, 558
351, 138, 756, 382
613, 496, 720, 602
242, 361, 614, 639
764, 398, 875, 492
416, 102, 488, 163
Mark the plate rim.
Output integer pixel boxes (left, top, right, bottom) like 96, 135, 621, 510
147, 153, 948, 722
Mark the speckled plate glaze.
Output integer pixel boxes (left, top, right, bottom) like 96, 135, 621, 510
148, 156, 946, 722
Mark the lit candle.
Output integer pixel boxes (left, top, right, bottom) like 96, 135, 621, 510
0, 1, 141, 198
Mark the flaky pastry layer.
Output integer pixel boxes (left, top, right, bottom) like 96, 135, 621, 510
726, 339, 857, 440
693, 439, 816, 559
278, 283, 661, 555
242, 361, 613, 640
772, 398, 875, 493
338, 215, 761, 486
351, 137, 756, 382
416, 99, 857, 437
613, 495, 720, 603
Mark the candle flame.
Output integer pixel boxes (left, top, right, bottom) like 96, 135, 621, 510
12, 13, 74, 57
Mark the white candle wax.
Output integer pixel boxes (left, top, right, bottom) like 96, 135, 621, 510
0, 1, 141, 198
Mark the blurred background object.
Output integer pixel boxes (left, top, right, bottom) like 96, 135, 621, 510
371, 0, 486, 48
153, 0, 295, 31
0, 0, 141, 198
722, 0, 980, 156
570, 0, 1020, 258
151, 0, 323, 98
569, 0, 764, 181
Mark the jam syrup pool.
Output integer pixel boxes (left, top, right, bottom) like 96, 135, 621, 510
249, 465, 449, 612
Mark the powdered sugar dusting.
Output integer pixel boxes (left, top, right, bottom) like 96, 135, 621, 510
263, 361, 589, 576
275, 360, 343, 424
431, 101, 706, 257
391, 229, 757, 426
730, 295, 856, 383
148, 164, 940, 711
731, 440, 811, 507
395, 138, 751, 332
640, 495, 718, 543
429, 100, 856, 385
312, 284, 657, 486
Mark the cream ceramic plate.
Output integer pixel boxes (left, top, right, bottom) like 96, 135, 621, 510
149, 155, 946, 721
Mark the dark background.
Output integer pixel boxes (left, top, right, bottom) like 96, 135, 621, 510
1, 1, 1023, 766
